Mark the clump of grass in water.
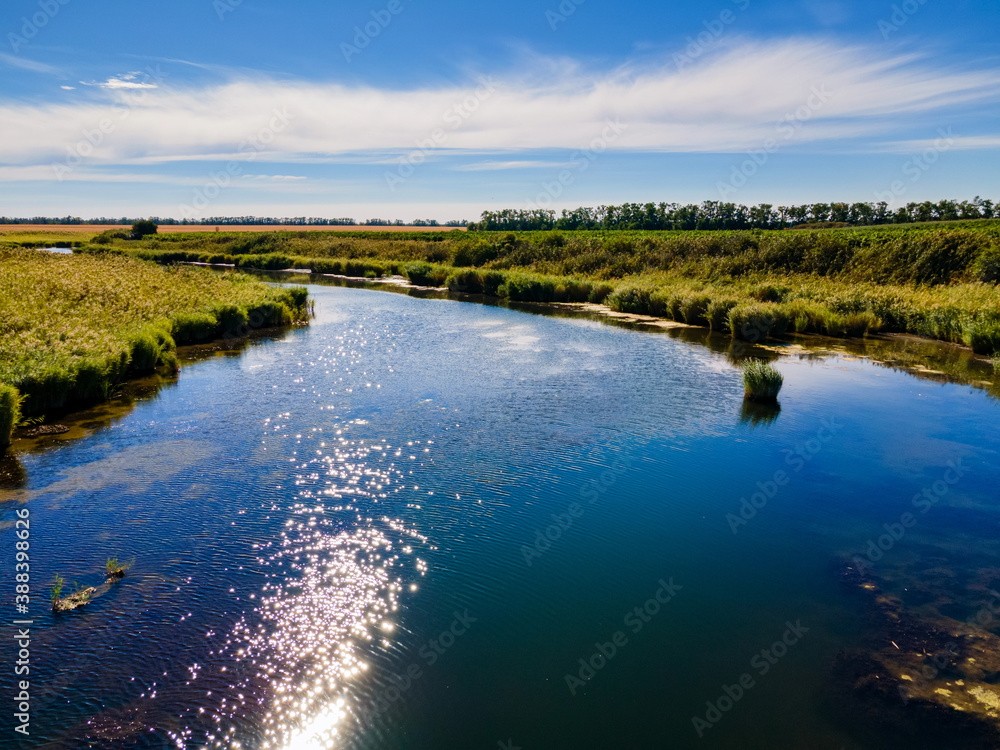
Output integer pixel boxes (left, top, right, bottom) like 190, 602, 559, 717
106, 556, 133, 579
741, 359, 784, 402
50, 573, 64, 609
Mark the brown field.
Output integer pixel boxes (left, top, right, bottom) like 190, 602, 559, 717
0, 224, 465, 234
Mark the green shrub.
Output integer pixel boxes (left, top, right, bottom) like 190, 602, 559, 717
0, 383, 22, 449
128, 330, 163, 374
404, 262, 449, 286
172, 312, 219, 344
974, 246, 1000, 283
284, 286, 310, 310
588, 283, 614, 304
843, 311, 882, 337
665, 292, 685, 321
480, 270, 507, 296
499, 274, 556, 302
707, 299, 739, 332
235, 253, 295, 270
728, 303, 789, 342
70, 359, 111, 405
250, 301, 293, 328
131, 220, 158, 238
741, 359, 784, 402
783, 299, 820, 333
962, 318, 1000, 354
680, 294, 712, 326
751, 284, 790, 303
214, 304, 249, 335
606, 286, 652, 315
446, 269, 485, 293
91, 229, 132, 245
821, 311, 847, 337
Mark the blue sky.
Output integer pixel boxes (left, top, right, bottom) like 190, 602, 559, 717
1, 0, 998, 221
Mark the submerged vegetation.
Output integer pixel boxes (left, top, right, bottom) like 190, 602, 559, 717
81, 221, 1000, 357
0, 247, 310, 420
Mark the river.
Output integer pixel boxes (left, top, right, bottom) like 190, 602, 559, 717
3, 281, 1000, 749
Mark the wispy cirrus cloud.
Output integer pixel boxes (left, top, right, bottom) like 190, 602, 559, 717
882, 134, 1000, 152
0, 51, 61, 75
454, 160, 572, 171
0, 38, 997, 175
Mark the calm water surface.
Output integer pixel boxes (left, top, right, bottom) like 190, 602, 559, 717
2, 283, 999, 749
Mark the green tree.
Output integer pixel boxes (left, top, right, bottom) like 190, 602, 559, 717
131, 219, 158, 238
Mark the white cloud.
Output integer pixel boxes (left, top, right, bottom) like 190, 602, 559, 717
0, 38, 997, 173
0, 52, 61, 75
883, 134, 1000, 152
454, 160, 573, 171
241, 174, 308, 180
96, 78, 159, 90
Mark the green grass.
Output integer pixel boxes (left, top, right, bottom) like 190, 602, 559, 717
741, 360, 784, 402
50, 573, 64, 608
106, 556, 133, 578
0, 383, 21, 449
78, 222, 1000, 353
0, 247, 311, 417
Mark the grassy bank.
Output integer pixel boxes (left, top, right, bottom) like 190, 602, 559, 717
0, 248, 310, 437
78, 221, 1000, 354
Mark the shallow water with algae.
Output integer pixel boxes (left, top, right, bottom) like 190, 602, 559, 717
2, 282, 1000, 749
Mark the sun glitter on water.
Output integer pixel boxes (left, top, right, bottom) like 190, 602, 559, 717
168, 422, 430, 750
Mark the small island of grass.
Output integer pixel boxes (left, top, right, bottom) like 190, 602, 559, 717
741, 359, 784, 402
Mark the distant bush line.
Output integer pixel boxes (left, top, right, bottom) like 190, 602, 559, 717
468, 198, 998, 231
0, 216, 468, 227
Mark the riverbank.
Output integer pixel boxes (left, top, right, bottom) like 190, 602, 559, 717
0, 248, 311, 447
80, 221, 1000, 355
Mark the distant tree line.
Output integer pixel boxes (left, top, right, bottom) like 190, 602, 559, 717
468, 198, 997, 231
0, 216, 469, 227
